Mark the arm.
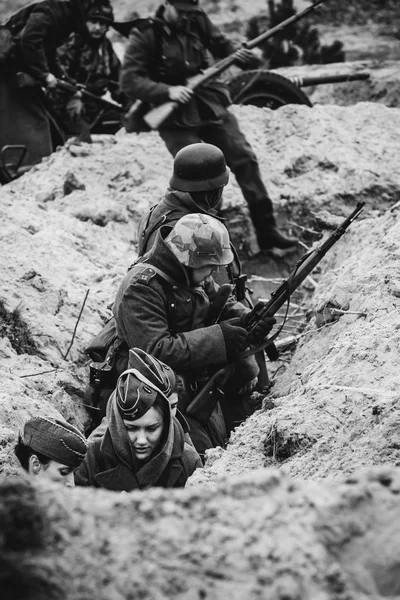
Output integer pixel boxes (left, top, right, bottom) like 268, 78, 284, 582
120, 28, 170, 104
114, 281, 227, 371
201, 13, 236, 58
19, 9, 54, 82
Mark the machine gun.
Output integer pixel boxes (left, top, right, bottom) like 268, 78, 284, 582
186, 201, 365, 417
142, 0, 328, 130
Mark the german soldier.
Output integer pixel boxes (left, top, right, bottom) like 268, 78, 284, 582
112, 213, 275, 458
51, 1, 123, 140
120, 0, 298, 251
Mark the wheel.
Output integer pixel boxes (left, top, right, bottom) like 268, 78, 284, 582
227, 70, 312, 109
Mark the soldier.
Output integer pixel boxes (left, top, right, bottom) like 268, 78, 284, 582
14, 416, 88, 488
120, 0, 297, 251
75, 357, 202, 490
112, 213, 275, 458
51, 1, 123, 140
137, 143, 271, 427
0, 0, 113, 169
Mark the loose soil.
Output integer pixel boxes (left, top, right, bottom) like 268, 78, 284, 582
1, 2, 400, 598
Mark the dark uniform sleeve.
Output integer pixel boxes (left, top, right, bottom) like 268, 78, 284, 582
201, 12, 237, 59
120, 26, 170, 104
19, 9, 55, 81
114, 275, 228, 371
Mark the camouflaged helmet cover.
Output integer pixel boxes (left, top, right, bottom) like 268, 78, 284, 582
165, 214, 234, 268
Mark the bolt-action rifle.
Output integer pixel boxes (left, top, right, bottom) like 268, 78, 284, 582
186, 201, 365, 417
55, 78, 124, 112
15, 71, 124, 112
142, 0, 327, 130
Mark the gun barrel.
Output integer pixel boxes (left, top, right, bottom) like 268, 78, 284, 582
290, 72, 370, 88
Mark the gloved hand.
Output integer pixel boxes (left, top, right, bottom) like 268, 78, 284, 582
234, 48, 260, 69
241, 302, 276, 345
219, 319, 248, 361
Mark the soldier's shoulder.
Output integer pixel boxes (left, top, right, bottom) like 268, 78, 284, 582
130, 17, 164, 35
129, 263, 160, 286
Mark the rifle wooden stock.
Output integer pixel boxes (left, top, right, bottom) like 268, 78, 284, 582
143, 100, 179, 129
143, 0, 328, 129
186, 200, 365, 417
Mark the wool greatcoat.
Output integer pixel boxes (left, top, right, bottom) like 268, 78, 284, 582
0, 1, 88, 169
112, 225, 250, 456
74, 388, 202, 490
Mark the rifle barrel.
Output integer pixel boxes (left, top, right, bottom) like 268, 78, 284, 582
246, 201, 365, 330
55, 79, 124, 111
186, 200, 364, 418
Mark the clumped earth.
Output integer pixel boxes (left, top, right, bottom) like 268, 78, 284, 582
1, 98, 400, 596
1, 1, 400, 597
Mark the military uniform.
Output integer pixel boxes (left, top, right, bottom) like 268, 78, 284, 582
120, 9, 278, 240
112, 225, 251, 456
51, 31, 121, 136
0, 0, 91, 168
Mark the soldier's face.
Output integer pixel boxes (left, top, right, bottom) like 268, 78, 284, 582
191, 264, 220, 285
28, 456, 76, 488
123, 407, 164, 461
86, 19, 108, 39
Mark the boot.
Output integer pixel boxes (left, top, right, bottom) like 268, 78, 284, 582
249, 204, 298, 250
261, 225, 298, 250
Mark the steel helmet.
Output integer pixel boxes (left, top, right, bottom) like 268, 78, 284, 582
170, 143, 230, 192
165, 213, 234, 268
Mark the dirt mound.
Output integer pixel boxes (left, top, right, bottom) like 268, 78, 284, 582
2, 467, 400, 600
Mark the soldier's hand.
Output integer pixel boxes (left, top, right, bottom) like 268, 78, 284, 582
168, 86, 193, 104
45, 73, 58, 89
234, 48, 259, 68
242, 302, 276, 344
219, 319, 248, 361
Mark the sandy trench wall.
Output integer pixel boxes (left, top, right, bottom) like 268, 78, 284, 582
2, 101, 400, 476
1, 102, 400, 599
